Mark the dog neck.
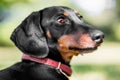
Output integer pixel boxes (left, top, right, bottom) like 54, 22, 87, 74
22, 54, 72, 76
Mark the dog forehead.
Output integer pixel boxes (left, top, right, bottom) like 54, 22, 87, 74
42, 6, 83, 23
50, 7, 80, 19
63, 9, 83, 24
43, 6, 74, 15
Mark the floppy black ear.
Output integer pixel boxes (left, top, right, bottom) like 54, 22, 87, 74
10, 11, 49, 58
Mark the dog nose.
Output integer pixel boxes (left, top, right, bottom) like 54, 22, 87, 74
91, 30, 104, 43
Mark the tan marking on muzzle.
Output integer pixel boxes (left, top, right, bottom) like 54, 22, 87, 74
58, 35, 79, 62
79, 34, 96, 49
57, 34, 96, 62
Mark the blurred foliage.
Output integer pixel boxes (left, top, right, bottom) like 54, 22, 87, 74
0, 0, 30, 46
72, 64, 120, 80
107, 0, 120, 42
116, 0, 120, 19
0, 0, 29, 8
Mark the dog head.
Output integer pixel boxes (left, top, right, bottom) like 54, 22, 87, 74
11, 6, 104, 62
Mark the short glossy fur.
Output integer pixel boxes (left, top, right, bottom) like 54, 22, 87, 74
0, 6, 104, 80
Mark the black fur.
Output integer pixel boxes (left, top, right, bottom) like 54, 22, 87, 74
0, 6, 104, 80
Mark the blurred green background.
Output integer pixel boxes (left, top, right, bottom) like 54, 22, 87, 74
0, 0, 120, 80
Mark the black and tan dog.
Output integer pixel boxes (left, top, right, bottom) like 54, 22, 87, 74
0, 6, 104, 80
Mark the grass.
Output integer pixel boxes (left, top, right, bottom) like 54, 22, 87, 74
72, 64, 120, 80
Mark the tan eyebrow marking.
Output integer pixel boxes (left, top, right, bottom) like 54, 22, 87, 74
46, 30, 51, 38
63, 12, 68, 16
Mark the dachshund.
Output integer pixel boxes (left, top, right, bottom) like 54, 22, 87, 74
0, 6, 104, 80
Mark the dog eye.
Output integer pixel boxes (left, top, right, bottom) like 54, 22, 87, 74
57, 17, 66, 24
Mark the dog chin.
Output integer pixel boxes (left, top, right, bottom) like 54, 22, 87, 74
80, 47, 98, 55
70, 47, 97, 55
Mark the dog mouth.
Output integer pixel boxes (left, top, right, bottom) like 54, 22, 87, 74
58, 34, 102, 56
69, 47, 97, 55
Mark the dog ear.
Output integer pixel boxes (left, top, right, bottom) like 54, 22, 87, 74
10, 11, 49, 58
